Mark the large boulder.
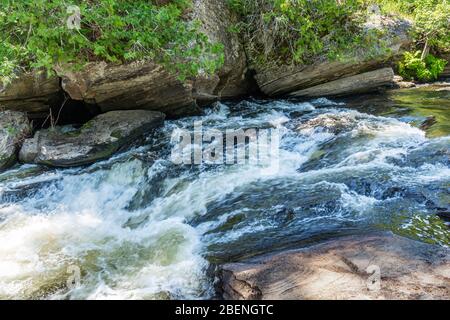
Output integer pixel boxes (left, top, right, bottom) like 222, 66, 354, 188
253, 15, 412, 97
19, 110, 165, 167
0, 111, 32, 171
219, 232, 450, 300
0, 72, 61, 120
58, 0, 248, 118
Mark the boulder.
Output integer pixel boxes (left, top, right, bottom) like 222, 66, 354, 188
0, 111, 32, 171
0, 72, 61, 120
19, 110, 165, 167
58, 0, 249, 117
253, 16, 411, 97
219, 232, 450, 300
289, 67, 395, 97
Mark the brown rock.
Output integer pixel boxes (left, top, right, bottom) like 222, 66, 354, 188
0, 72, 61, 119
58, 61, 197, 118
220, 232, 450, 300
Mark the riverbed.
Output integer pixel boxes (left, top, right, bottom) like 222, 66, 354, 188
0, 86, 448, 299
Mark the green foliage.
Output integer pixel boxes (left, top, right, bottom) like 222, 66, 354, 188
228, 0, 390, 67
0, 0, 224, 85
392, 214, 450, 247
378, 0, 450, 53
398, 51, 447, 81
413, 0, 450, 53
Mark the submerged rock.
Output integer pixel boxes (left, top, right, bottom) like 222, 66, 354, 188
219, 232, 449, 300
0, 111, 32, 171
19, 110, 165, 167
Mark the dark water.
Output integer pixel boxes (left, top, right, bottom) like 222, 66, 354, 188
0, 86, 448, 299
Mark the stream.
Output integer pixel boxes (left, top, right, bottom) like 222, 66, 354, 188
0, 85, 449, 299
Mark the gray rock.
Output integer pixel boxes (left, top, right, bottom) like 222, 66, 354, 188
220, 232, 450, 300
253, 16, 411, 97
0, 111, 32, 171
19, 110, 165, 167
58, 61, 197, 118
289, 68, 395, 97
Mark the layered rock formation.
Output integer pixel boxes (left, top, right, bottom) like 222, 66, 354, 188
219, 232, 450, 300
252, 16, 412, 97
19, 110, 164, 167
0, 73, 61, 120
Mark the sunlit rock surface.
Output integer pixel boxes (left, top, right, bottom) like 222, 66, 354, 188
220, 232, 450, 300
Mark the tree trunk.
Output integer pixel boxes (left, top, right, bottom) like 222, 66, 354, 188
421, 38, 429, 61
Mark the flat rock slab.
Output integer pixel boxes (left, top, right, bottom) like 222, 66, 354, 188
19, 110, 164, 167
0, 111, 32, 171
289, 68, 395, 98
220, 232, 450, 300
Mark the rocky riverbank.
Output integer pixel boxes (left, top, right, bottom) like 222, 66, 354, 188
218, 232, 450, 300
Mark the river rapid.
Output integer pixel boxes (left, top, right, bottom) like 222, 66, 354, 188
0, 86, 449, 299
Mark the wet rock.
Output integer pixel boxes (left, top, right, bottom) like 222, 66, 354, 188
19, 110, 165, 167
437, 212, 450, 223
0, 72, 61, 120
253, 17, 411, 97
0, 111, 32, 171
393, 75, 416, 89
219, 232, 450, 300
289, 68, 395, 98
419, 116, 437, 131
296, 113, 359, 135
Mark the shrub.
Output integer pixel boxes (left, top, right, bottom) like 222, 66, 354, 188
0, 0, 224, 85
398, 51, 447, 82
227, 0, 390, 67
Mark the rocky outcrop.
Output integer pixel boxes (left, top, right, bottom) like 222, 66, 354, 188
191, 0, 249, 100
19, 110, 164, 167
252, 15, 412, 97
0, 72, 61, 120
58, 62, 196, 118
0, 111, 32, 171
58, 0, 248, 118
219, 232, 450, 300
289, 68, 395, 97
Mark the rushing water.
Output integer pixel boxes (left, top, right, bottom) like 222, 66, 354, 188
0, 86, 449, 299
